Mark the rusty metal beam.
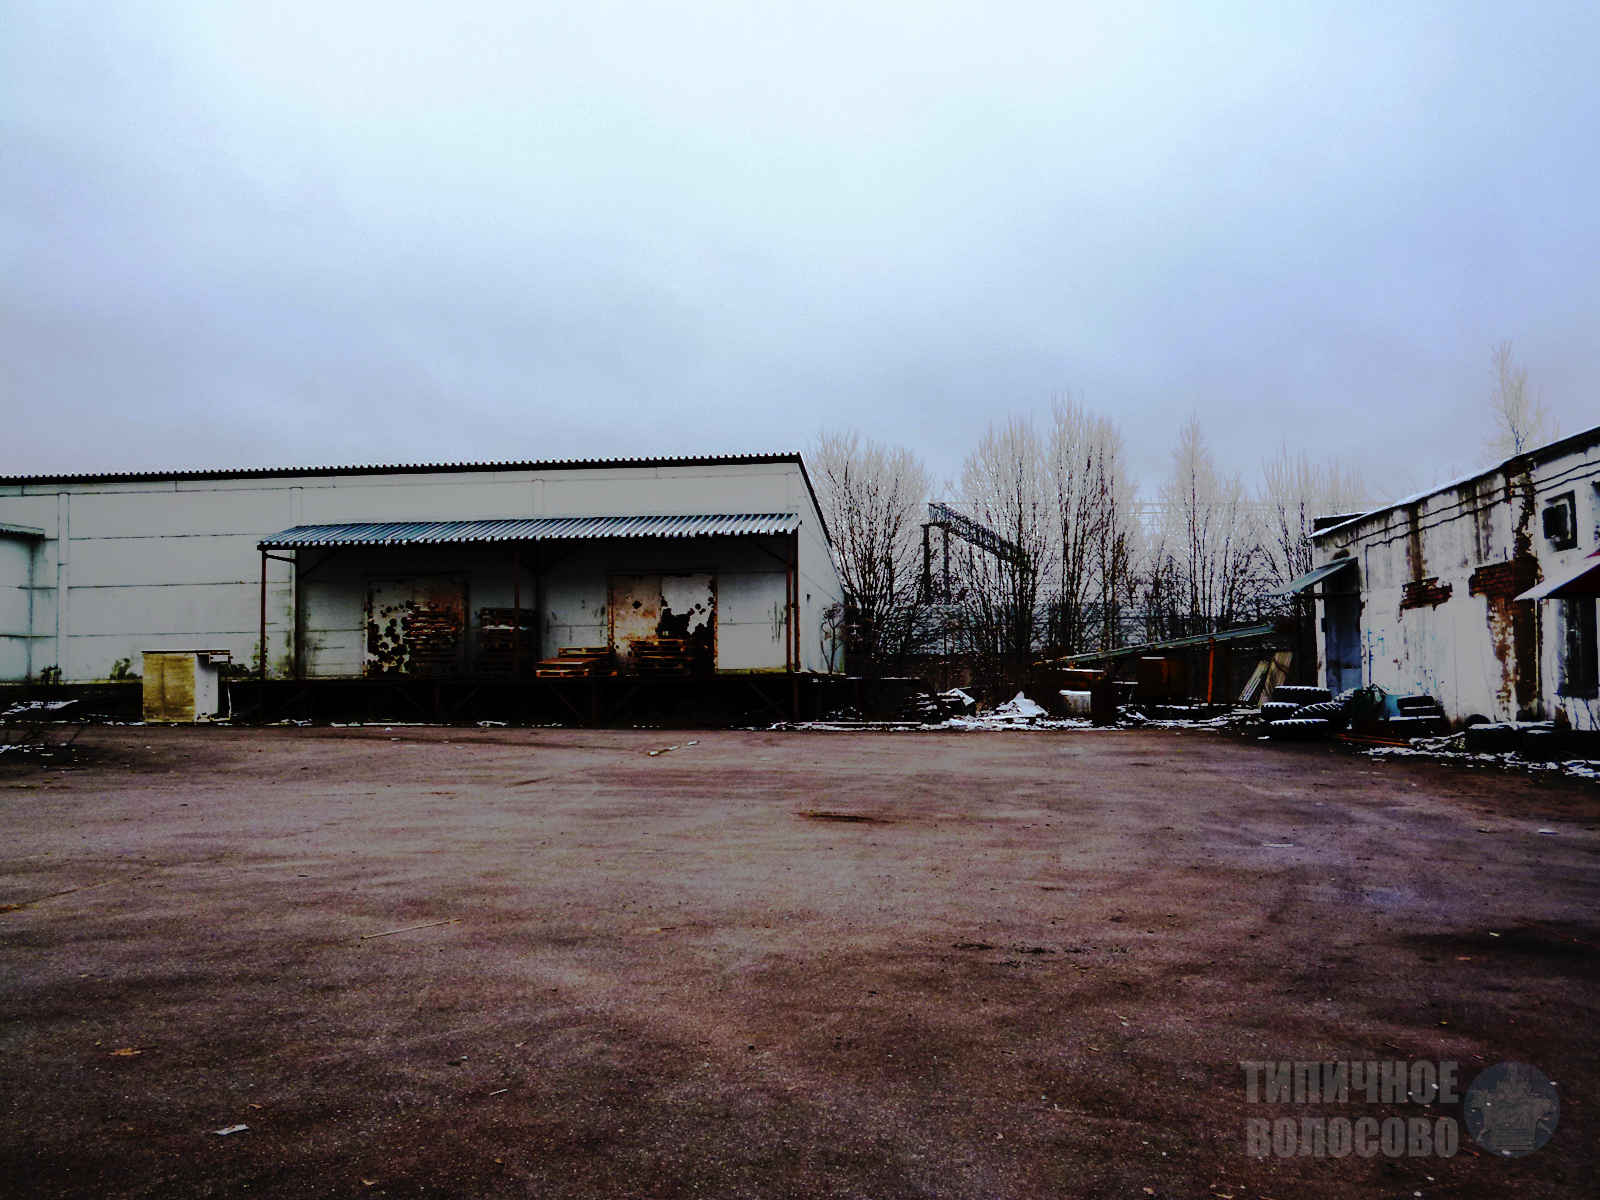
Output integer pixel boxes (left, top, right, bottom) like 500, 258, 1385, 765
293, 549, 302, 682
257, 550, 267, 723
443, 684, 483, 722
744, 679, 786, 722
600, 684, 642, 723
787, 530, 799, 671
532, 541, 543, 669
544, 681, 587, 723
389, 684, 430, 722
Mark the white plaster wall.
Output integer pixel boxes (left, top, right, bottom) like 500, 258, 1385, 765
0, 535, 37, 680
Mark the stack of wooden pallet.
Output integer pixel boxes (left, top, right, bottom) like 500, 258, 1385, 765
533, 646, 613, 678
628, 637, 693, 675
474, 607, 537, 677
401, 609, 462, 675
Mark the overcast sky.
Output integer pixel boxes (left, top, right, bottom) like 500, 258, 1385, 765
3, 1, 1597, 496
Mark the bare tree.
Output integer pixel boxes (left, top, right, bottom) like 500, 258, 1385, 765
1481, 340, 1556, 465
1088, 423, 1143, 653
954, 416, 1055, 684
809, 430, 934, 672
1150, 417, 1261, 637
1045, 396, 1140, 654
1257, 442, 1370, 589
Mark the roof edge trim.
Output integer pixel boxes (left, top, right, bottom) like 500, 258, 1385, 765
0, 452, 804, 488
1312, 421, 1600, 541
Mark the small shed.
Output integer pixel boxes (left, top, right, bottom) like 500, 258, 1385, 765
142, 650, 232, 722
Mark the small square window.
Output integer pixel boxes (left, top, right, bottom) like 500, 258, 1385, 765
1543, 493, 1577, 550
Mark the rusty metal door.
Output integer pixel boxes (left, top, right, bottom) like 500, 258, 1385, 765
609, 573, 716, 673
1323, 593, 1362, 695
365, 577, 468, 677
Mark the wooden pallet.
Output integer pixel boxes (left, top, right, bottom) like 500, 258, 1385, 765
402, 610, 462, 675
533, 646, 613, 678
628, 637, 693, 676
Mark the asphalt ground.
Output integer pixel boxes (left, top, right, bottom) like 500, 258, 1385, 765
1, 726, 1597, 1199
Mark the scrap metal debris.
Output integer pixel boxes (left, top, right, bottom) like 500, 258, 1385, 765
212, 1124, 249, 1136
0, 879, 114, 914
360, 918, 460, 941
1513, 918, 1600, 952
801, 810, 887, 823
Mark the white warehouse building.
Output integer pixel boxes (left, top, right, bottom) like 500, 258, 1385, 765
1304, 424, 1600, 731
0, 454, 844, 688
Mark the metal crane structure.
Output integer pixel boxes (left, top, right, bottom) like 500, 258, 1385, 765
920, 501, 1029, 603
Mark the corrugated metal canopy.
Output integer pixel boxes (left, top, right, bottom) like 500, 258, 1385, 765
1516, 549, 1600, 600
1049, 622, 1277, 665
1267, 558, 1355, 596
258, 513, 799, 549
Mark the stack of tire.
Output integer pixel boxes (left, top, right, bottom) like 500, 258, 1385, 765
1260, 685, 1347, 740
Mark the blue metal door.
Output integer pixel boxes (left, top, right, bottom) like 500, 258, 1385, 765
1324, 593, 1362, 694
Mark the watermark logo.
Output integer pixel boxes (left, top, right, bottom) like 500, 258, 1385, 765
1241, 1059, 1458, 1159
1241, 1058, 1557, 1160
1463, 1061, 1559, 1158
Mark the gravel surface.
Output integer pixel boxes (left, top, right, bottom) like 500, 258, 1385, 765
2, 725, 1596, 1198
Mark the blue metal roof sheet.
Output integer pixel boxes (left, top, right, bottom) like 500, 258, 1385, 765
258, 513, 800, 548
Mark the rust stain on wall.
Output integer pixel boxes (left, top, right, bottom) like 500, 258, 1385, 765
608, 574, 716, 674
1405, 503, 1424, 584
1467, 461, 1542, 716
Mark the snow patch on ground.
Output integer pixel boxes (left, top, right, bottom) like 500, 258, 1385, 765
773, 716, 1099, 732
1364, 739, 1600, 782
940, 712, 1094, 731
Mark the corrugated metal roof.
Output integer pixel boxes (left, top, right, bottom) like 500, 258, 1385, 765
0, 452, 802, 487
1311, 420, 1600, 541
1049, 622, 1278, 665
258, 513, 800, 548
1266, 558, 1355, 596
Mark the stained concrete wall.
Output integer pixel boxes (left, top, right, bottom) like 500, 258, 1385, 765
294, 537, 800, 676
0, 459, 843, 681
1313, 426, 1600, 730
